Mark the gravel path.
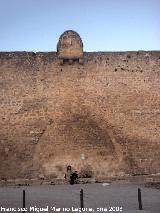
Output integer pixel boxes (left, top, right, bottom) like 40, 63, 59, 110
0, 183, 159, 213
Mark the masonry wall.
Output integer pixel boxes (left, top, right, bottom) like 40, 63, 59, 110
0, 51, 160, 180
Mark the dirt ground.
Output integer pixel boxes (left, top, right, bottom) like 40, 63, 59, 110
0, 182, 159, 213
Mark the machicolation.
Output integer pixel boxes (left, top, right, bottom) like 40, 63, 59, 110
57, 30, 84, 65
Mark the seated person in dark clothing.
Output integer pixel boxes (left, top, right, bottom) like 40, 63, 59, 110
70, 171, 78, 185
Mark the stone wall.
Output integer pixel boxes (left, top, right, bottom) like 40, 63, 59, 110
0, 51, 160, 180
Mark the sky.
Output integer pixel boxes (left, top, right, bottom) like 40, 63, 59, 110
0, 0, 160, 52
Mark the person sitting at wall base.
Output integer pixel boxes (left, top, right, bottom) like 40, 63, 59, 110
64, 166, 79, 184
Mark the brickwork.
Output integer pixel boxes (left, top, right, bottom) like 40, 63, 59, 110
0, 49, 160, 180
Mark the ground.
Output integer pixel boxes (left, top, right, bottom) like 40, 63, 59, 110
0, 183, 160, 213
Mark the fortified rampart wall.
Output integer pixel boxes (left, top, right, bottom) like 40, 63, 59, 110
0, 50, 160, 180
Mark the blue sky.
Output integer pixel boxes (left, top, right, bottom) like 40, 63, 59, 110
0, 0, 160, 52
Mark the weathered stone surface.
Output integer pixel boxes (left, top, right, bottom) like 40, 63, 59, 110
0, 32, 160, 180
57, 30, 83, 63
